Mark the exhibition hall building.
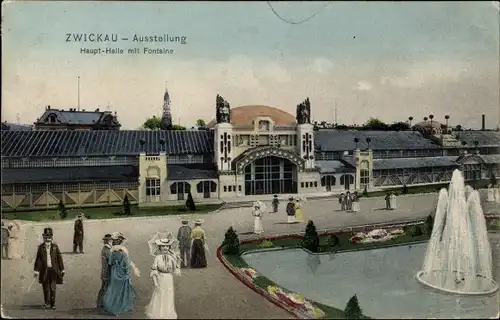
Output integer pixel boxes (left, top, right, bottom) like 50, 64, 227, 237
1, 94, 499, 211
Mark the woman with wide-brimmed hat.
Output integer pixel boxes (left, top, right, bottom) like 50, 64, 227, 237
102, 232, 140, 316
190, 219, 207, 268
6, 220, 22, 259
145, 237, 181, 319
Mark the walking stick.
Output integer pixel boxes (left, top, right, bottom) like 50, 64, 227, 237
26, 277, 36, 293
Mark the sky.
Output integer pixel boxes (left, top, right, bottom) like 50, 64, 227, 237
2, 1, 499, 129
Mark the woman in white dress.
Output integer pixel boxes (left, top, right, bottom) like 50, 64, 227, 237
252, 202, 264, 234
389, 192, 397, 210
487, 185, 495, 202
145, 238, 182, 319
7, 221, 22, 259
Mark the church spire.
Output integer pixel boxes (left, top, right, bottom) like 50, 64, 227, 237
161, 81, 172, 130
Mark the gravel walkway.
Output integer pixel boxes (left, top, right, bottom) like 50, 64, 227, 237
1, 191, 497, 319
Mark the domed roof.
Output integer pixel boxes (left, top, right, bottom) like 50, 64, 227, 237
207, 105, 296, 127
414, 120, 442, 129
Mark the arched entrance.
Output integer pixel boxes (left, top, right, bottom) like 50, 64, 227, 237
244, 156, 298, 195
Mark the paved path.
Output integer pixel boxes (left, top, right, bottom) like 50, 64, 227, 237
1, 191, 498, 319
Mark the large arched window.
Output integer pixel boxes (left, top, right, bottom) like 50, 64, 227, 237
359, 160, 370, 190
170, 182, 191, 200
340, 174, 355, 190
320, 175, 336, 191
196, 181, 217, 198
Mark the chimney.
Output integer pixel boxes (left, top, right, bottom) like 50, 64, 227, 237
481, 114, 485, 130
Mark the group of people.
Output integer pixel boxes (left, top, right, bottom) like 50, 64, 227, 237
28, 217, 208, 319
252, 195, 307, 234
338, 191, 360, 212
1, 220, 22, 260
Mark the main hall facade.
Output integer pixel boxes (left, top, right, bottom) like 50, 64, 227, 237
1, 100, 499, 211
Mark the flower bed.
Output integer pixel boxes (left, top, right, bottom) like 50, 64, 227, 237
350, 228, 405, 244
240, 267, 258, 280
266, 285, 325, 318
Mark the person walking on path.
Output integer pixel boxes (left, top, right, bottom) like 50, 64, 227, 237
73, 214, 84, 254
96, 233, 113, 309
33, 227, 65, 310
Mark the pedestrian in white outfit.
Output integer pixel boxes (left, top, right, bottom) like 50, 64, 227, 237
145, 238, 181, 319
252, 202, 264, 234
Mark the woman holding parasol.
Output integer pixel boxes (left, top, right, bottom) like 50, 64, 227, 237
145, 234, 181, 319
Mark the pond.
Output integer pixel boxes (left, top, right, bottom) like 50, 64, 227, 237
243, 243, 499, 319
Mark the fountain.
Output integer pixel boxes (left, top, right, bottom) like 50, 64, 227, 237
416, 169, 499, 296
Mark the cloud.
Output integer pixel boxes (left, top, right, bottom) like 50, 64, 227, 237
256, 62, 291, 83
311, 58, 334, 74
354, 81, 373, 91
380, 61, 467, 88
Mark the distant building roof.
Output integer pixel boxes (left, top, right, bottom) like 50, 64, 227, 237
2, 165, 139, 184
1, 130, 214, 157
34, 106, 121, 128
455, 131, 500, 147
315, 130, 441, 151
1, 122, 33, 131
315, 160, 354, 173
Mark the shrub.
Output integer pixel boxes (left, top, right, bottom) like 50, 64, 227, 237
425, 215, 434, 235
185, 191, 196, 211
491, 173, 498, 187
258, 240, 274, 248
327, 234, 340, 247
411, 225, 423, 237
362, 187, 368, 197
402, 184, 408, 194
122, 195, 131, 216
344, 294, 362, 319
57, 200, 67, 219
300, 220, 320, 253
222, 227, 240, 255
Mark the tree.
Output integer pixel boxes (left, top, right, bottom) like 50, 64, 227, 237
389, 122, 410, 131
142, 116, 186, 130
301, 220, 320, 253
426, 215, 434, 235
57, 200, 67, 219
402, 184, 408, 194
344, 294, 362, 319
185, 191, 196, 211
222, 227, 240, 255
490, 173, 497, 187
455, 124, 463, 131
122, 195, 131, 215
363, 118, 389, 131
196, 119, 206, 127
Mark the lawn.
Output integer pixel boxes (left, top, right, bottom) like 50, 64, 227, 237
2, 203, 222, 221
221, 218, 498, 319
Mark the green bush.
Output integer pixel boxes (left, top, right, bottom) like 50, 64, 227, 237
300, 220, 320, 253
425, 215, 434, 235
57, 200, 67, 219
185, 191, 196, 211
402, 184, 408, 194
122, 195, 131, 215
344, 294, 362, 319
327, 234, 340, 247
258, 240, 275, 248
491, 173, 498, 187
223, 227, 240, 255
411, 225, 423, 237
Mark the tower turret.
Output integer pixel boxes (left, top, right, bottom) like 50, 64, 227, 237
161, 83, 172, 130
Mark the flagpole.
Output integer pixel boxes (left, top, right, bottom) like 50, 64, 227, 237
77, 76, 81, 111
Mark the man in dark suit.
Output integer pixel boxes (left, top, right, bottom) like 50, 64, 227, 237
96, 233, 112, 308
33, 228, 65, 310
73, 214, 84, 253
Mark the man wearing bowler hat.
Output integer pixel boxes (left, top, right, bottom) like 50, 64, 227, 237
73, 214, 85, 254
96, 233, 113, 308
33, 227, 65, 310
